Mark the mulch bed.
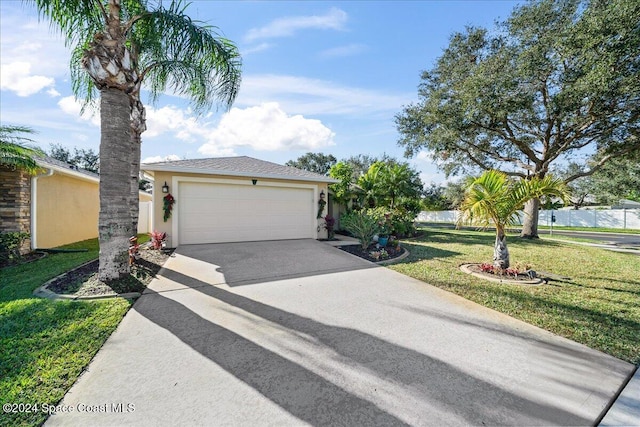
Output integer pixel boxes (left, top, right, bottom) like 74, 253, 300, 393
0, 251, 47, 268
460, 263, 546, 284
46, 246, 174, 297
339, 244, 406, 263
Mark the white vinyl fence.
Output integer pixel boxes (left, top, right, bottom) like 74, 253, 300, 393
417, 209, 640, 230
137, 201, 153, 234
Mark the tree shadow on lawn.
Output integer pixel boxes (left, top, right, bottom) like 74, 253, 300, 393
553, 277, 640, 295
398, 242, 462, 261
414, 229, 570, 249
136, 266, 589, 426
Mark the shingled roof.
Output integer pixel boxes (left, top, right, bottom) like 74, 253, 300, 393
36, 155, 99, 180
141, 156, 337, 183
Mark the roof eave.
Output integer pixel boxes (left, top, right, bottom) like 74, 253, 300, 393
140, 164, 339, 183
37, 160, 152, 195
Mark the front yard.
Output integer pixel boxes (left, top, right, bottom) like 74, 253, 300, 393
2, 227, 638, 426
0, 238, 134, 427
391, 227, 640, 364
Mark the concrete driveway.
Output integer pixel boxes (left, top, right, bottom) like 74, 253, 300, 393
47, 239, 634, 426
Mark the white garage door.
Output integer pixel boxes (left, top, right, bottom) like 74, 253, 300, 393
178, 182, 315, 244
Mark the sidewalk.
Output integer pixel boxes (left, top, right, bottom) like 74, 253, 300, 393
599, 366, 640, 426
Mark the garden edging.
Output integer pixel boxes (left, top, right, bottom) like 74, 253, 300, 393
33, 259, 142, 301
459, 263, 544, 285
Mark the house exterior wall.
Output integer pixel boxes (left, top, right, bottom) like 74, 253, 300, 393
0, 165, 31, 253
36, 173, 100, 248
150, 171, 329, 247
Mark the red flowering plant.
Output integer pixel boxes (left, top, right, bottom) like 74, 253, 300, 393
163, 193, 175, 222
324, 214, 336, 239
479, 263, 521, 277
150, 230, 167, 250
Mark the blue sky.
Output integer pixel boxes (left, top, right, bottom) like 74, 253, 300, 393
0, 0, 522, 184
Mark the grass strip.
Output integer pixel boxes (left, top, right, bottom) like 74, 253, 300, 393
0, 236, 148, 427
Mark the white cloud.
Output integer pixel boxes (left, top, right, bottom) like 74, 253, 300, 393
47, 88, 61, 97
237, 74, 411, 117
198, 102, 335, 155
0, 10, 70, 78
58, 96, 100, 126
0, 62, 55, 96
142, 154, 182, 164
242, 42, 273, 56
319, 43, 367, 58
144, 106, 203, 139
244, 8, 347, 42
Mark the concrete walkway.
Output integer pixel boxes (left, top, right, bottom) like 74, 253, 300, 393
46, 239, 635, 426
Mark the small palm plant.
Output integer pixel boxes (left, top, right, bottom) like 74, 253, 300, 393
458, 170, 567, 269
0, 125, 44, 174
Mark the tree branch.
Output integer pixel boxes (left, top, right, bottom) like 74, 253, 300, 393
564, 146, 635, 183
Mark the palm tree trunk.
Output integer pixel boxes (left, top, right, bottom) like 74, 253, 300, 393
98, 87, 134, 281
493, 226, 510, 269
130, 99, 145, 234
520, 198, 540, 238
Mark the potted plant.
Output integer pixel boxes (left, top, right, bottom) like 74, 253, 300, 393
377, 213, 392, 246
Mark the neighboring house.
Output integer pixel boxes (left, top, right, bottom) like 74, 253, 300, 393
141, 156, 338, 247
0, 156, 152, 252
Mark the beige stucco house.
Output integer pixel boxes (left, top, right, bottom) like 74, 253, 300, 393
0, 156, 152, 251
141, 156, 338, 247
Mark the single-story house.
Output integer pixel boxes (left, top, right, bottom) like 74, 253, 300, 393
141, 156, 338, 247
0, 156, 152, 252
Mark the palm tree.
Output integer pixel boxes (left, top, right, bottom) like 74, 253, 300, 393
0, 125, 44, 174
29, 0, 241, 280
458, 170, 567, 269
357, 161, 385, 208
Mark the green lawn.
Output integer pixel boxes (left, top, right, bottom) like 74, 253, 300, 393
0, 237, 148, 427
538, 225, 640, 234
391, 227, 640, 365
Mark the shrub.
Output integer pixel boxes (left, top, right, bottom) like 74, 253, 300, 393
365, 207, 416, 238
340, 211, 381, 250
323, 215, 336, 239
0, 232, 30, 264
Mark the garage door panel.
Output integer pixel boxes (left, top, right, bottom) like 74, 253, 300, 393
178, 182, 314, 244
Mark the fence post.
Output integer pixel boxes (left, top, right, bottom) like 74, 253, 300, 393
594, 209, 597, 228
624, 208, 627, 229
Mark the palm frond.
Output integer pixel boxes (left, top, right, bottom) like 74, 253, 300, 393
129, 0, 242, 113
26, 0, 104, 47
458, 169, 568, 230
0, 125, 44, 174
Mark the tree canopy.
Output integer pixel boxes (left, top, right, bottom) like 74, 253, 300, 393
285, 152, 337, 175
395, 0, 640, 236
328, 157, 424, 213
48, 143, 100, 173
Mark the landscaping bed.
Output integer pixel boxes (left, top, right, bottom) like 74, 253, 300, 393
339, 243, 407, 263
45, 245, 173, 297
